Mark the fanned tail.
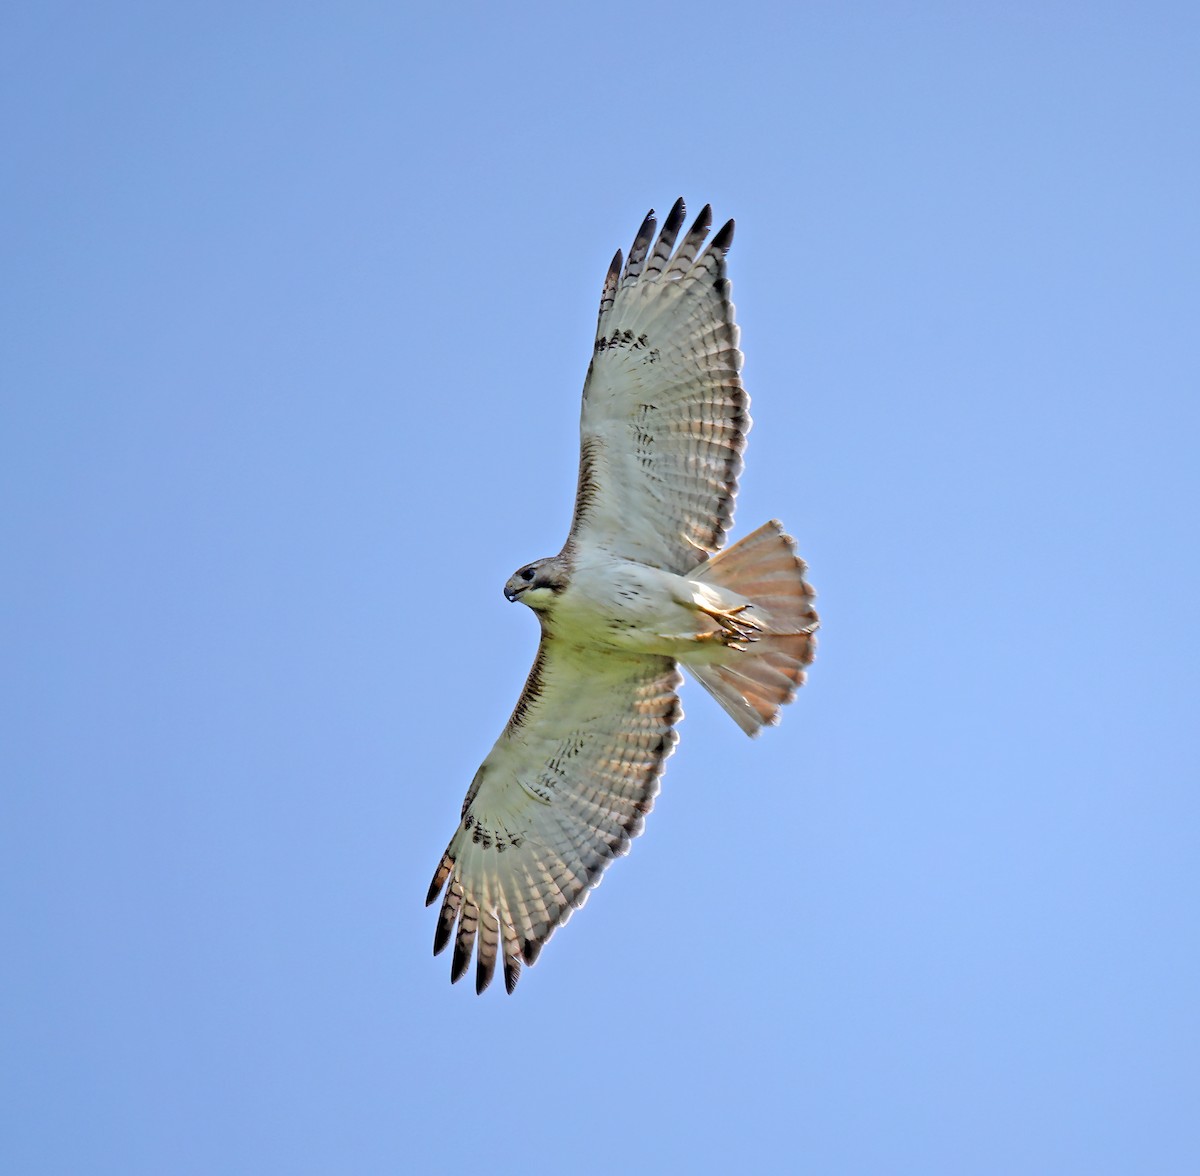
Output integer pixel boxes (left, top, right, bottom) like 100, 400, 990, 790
689, 520, 819, 736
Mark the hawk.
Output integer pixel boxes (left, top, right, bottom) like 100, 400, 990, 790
427, 199, 818, 993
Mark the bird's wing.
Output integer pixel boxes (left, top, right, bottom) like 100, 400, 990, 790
565, 199, 749, 573
426, 637, 681, 994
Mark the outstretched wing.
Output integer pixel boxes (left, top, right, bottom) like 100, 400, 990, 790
426, 639, 681, 994
566, 199, 749, 574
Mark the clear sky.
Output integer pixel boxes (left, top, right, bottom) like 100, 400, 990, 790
3, 3, 1198, 1173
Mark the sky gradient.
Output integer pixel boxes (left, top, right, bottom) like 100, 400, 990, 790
3, 3, 1198, 1173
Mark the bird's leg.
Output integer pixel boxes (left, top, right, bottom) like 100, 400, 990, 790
693, 602, 763, 649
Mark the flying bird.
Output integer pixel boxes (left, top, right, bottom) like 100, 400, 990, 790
427, 199, 818, 993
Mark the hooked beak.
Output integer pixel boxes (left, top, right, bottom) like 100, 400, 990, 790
504, 586, 520, 603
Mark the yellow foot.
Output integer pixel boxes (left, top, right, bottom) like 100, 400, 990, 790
698, 603, 762, 647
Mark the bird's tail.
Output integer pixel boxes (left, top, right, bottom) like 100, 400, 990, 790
687, 520, 818, 736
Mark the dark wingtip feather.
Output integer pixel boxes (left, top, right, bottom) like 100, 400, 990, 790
451, 902, 479, 984
644, 198, 688, 280
451, 938, 471, 984
712, 217, 735, 252
598, 248, 623, 317
503, 953, 521, 994
621, 209, 659, 284
475, 956, 495, 996
432, 902, 454, 956
663, 203, 715, 279
429, 854, 451, 907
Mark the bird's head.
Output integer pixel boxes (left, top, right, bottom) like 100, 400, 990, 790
504, 557, 565, 610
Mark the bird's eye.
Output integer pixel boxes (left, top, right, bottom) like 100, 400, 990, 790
520, 567, 536, 582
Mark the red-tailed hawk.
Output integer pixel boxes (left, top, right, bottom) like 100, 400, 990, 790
427, 200, 818, 993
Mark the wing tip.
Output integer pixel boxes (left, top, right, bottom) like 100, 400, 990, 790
451, 939, 471, 984
598, 248, 623, 317
432, 908, 453, 957
503, 953, 521, 994
425, 852, 451, 906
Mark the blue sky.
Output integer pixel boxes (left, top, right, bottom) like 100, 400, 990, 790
3, 3, 1198, 1172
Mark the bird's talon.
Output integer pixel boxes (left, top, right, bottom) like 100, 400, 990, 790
701, 603, 763, 644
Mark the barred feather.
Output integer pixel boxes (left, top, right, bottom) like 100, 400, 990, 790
621, 208, 657, 287
643, 196, 686, 280
427, 650, 682, 993
571, 197, 748, 572
663, 204, 713, 279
